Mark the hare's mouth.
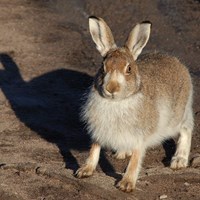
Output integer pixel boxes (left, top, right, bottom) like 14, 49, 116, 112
102, 90, 124, 101
97, 86, 127, 100
102, 92, 113, 99
101, 90, 116, 100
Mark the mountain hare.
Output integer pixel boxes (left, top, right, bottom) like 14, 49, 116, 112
75, 16, 194, 192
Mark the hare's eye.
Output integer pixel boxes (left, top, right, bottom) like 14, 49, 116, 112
125, 65, 131, 74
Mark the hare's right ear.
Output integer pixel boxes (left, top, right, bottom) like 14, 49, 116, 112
89, 17, 117, 57
125, 21, 151, 60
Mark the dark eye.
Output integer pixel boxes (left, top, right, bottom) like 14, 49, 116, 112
126, 65, 132, 74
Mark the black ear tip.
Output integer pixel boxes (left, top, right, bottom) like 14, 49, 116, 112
142, 21, 152, 27
89, 16, 99, 20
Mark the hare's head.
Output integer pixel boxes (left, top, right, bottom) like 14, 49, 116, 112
89, 16, 151, 100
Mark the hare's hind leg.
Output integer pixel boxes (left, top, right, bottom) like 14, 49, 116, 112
113, 150, 132, 160
170, 109, 193, 169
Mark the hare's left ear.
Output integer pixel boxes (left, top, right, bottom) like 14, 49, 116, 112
125, 21, 151, 60
89, 16, 117, 57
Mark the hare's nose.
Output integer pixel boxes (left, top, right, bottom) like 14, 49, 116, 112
106, 81, 120, 94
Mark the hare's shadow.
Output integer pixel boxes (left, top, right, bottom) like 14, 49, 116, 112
0, 53, 94, 172
0, 53, 117, 175
162, 139, 176, 167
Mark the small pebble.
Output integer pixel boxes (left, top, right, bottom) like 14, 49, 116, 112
184, 182, 190, 186
159, 194, 168, 199
191, 155, 200, 167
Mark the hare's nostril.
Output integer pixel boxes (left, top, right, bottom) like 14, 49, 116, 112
106, 82, 120, 94
106, 85, 114, 94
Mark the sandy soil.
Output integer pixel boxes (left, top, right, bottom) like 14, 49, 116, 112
0, 0, 200, 199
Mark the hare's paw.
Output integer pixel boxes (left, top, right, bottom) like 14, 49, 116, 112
116, 178, 135, 193
113, 151, 132, 160
170, 156, 188, 169
75, 165, 94, 178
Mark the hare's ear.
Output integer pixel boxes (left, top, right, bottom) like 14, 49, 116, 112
125, 21, 151, 60
89, 16, 117, 56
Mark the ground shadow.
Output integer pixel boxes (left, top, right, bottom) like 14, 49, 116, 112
0, 53, 118, 176
99, 151, 121, 180
0, 53, 94, 172
162, 139, 176, 167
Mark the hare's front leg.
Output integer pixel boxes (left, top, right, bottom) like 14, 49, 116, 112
117, 149, 143, 192
76, 143, 101, 178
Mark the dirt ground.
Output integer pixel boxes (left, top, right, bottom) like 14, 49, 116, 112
0, 0, 200, 199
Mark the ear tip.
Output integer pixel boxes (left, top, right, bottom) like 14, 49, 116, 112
141, 21, 152, 27
89, 16, 99, 21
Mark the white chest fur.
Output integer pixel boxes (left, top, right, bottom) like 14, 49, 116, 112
81, 91, 144, 152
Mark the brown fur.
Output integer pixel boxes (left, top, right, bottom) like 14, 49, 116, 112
137, 53, 192, 130
105, 48, 138, 80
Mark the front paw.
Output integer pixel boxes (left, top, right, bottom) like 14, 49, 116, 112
116, 178, 135, 193
170, 156, 188, 169
75, 165, 94, 178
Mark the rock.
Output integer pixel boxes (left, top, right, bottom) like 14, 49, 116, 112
184, 182, 190, 186
159, 194, 168, 199
191, 154, 200, 168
